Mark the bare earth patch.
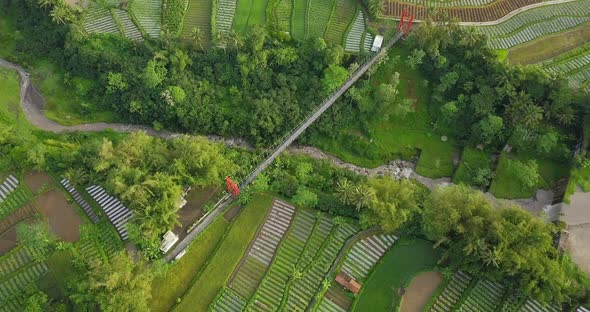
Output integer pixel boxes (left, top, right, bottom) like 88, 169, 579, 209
400, 271, 443, 312
0, 227, 18, 255
566, 224, 590, 275
37, 189, 82, 242
24, 171, 54, 194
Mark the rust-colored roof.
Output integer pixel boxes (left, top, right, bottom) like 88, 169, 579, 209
335, 272, 362, 294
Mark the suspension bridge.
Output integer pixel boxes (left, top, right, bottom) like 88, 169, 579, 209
165, 27, 410, 261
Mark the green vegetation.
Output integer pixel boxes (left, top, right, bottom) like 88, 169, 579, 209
453, 147, 493, 189
164, 0, 188, 36
310, 46, 457, 178
323, 0, 356, 45
291, 0, 307, 40
233, 0, 268, 32
353, 238, 441, 311
181, 0, 212, 44
307, 0, 335, 39
150, 217, 229, 312
175, 194, 273, 312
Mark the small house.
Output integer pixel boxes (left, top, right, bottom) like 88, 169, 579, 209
159, 230, 179, 253
335, 272, 362, 294
371, 35, 384, 52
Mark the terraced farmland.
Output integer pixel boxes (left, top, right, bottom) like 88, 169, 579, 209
270, 0, 292, 32
236, 210, 357, 311
477, 0, 590, 49
291, 0, 308, 40
130, 0, 162, 38
455, 278, 504, 311
0, 247, 49, 306
77, 221, 122, 263
385, 0, 543, 22
61, 178, 99, 223
520, 298, 561, 312
344, 11, 365, 53
210, 287, 247, 311
82, 2, 119, 35
340, 233, 397, 281
181, 0, 212, 44
429, 271, 473, 311
306, 0, 335, 39
540, 43, 590, 91
0, 175, 19, 204
397, 0, 497, 6
113, 8, 144, 41
86, 185, 133, 240
323, 0, 356, 46
216, 0, 237, 35
0, 202, 37, 234
228, 200, 295, 298
317, 284, 352, 312
0, 186, 32, 221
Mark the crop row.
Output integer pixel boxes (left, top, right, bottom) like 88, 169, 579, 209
456, 278, 504, 312
284, 220, 356, 311
0, 262, 48, 302
130, 0, 162, 38
0, 187, 32, 221
323, 0, 356, 46
385, 0, 541, 23
394, 0, 497, 7
429, 271, 473, 311
307, 0, 335, 39
82, 2, 119, 35
211, 287, 247, 312
77, 221, 122, 263
478, 0, 590, 49
272, 0, 292, 32
216, 0, 237, 35
0, 175, 19, 204
228, 200, 295, 299
344, 11, 365, 53
0, 247, 32, 278
340, 233, 397, 281
541, 46, 590, 90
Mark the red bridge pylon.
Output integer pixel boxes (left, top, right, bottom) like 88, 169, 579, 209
398, 8, 414, 36
225, 176, 240, 197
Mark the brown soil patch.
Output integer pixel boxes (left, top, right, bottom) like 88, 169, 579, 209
565, 224, 590, 275
37, 189, 82, 242
24, 171, 54, 194
224, 205, 243, 221
400, 75, 418, 110
0, 227, 18, 255
400, 271, 443, 312
386, 0, 542, 22
172, 186, 218, 238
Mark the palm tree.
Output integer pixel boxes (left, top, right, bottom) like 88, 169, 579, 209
351, 185, 374, 210
191, 27, 204, 51
336, 179, 354, 205
228, 30, 244, 54
521, 104, 543, 127
50, 5, 73, 25
38, 0, 54, 8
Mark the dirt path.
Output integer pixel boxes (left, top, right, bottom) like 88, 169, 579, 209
0, 58, 555, 214
400, 272, 443, 312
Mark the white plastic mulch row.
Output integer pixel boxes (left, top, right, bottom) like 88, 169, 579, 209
477, 0, 590, 49
83, 2, 119, 34
131, 0, 162, 38
399, 0, 496, 7
61, 178, 100, 223
0, 175, 18, 204
345, 11, 365, 53
340, 233, 397, 280
211, 288, 246, 312
113, 9, 143, 41
456, 278, 504, 312
430, 271, 473, 312
0, 262, 48, 302
216, 0, 237, 34
85, 185, 132, 240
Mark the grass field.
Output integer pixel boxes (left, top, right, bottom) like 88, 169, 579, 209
0, 68, 23, 126
489, 152, 568, 199
353, 238, 441, 311
32, 60, 117, 125
150, 217, 229, 312
233, 0, 268, 32
507, 23, 590, 65
291, 0, 307, 40
310, 45, 457, 178
175, 194, 273, 312
181, 0, 212, 45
